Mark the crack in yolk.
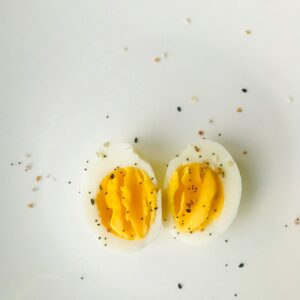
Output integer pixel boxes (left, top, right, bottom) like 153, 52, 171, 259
96, 167, 157, 240
168, 163, 224, 232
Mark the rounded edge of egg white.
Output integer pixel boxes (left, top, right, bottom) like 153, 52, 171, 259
82, 142, 162, 251
163, 139, 242, 245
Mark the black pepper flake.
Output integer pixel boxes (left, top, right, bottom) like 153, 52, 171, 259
234, 293, 238, 297
238, 263, 244, 268
186, 158, 189, 161
141, 217, 144, 221
86, 160, 89, 163
134, 137, 138, 143
177, 283, 183, 289
225, 239, 228, 242
177, 106, 182, 112
84, 168, 87, 171
218, 133, 222, 136
106, 115, 109, 119
104, 244, 107, 247
81, 277, 84, 280
18, 162, 21, 165
10, 163, 14, 166
154, 207, 158, 210
88, 191, 91, 194
97, 223, 100, 226
285, 224, 288, 228
110, 173, 114, 179
90, 198, 95, 205
98, 236, 101, 239
103, 154, 107, 158
209, 233, 212, 236
225, 264, 228, 267
104, 237, 107, 240
68, 181, 71, 184
186, 208, 191, 213
134, 162, 137, 166
242, 88, 247, 93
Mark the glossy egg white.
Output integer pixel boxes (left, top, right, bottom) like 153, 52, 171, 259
163, 139, 242, 245
83, 142, 161, 251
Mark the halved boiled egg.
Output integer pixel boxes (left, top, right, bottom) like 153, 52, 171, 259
163, 139, 241, 244
83, 143, 161, 251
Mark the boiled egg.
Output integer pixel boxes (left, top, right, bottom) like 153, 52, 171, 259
163, 139, 241, 244
83, 143, 161, 251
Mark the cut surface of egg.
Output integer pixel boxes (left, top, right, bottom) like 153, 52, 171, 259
163, 140, 242, 244
83, 143, 161, 251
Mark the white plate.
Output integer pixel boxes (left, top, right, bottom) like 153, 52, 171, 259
0, 1, 300, 299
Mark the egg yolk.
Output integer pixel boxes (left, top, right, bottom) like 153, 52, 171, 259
96, 167, 157, 240
168, 163, 224, 232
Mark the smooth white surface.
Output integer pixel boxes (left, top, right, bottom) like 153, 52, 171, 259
0, 0, 300, 299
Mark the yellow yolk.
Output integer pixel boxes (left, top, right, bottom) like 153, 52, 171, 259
168, 163, 224, 233
96, 167, 157, 240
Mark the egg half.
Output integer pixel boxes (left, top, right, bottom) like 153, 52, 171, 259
83, 143, 161, 251
163, 139, 242, 244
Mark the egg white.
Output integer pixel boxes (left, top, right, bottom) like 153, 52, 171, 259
163, 139, 242, 245
83, 142, 161, 251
